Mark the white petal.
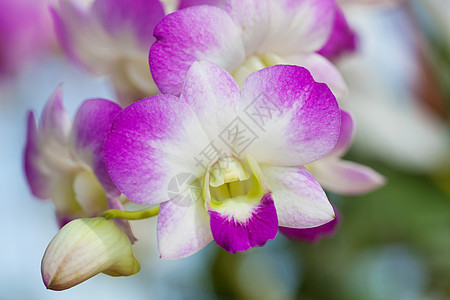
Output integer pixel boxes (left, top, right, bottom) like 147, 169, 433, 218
261, 165, 335, 228
157, 191, 213, 259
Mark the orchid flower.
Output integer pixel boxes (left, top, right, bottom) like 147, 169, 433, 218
105, 61, 341, 259
176, 0, 357, 61
51, 0, 165, 105
24, 86, 135, 242
150, 0, 349, 100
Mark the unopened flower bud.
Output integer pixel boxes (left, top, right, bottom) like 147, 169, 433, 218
41, 217, 140, 290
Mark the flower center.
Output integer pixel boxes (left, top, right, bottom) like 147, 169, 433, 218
208, 157, 251, 202
231, 53, 286, 86
202, 155, 270, 212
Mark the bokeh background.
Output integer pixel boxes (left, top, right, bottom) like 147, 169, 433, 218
0, 0, 448, 299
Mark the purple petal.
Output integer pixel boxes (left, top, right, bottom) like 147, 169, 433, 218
283, 53, 348, 100
24, 111, 51, 200
51, 1, 93, 71
92, 0, 165, 48
55, 212, 74, 229
157, 198, 212, 259
240, 65, 341, 166
50, 5, 83, 69
71, 99, 122, 196
105, 95, 209, 205
39, 85, 71, 138
150, 5, 245, 96
262, 165, 335, 228
328, 109, 354, 157
310, 159, 386, 195
178, 0, 225, 9
280, 207, 339, 243
178, 0, 336, 58
209, 194, 278, 253
317, 4, 357, 60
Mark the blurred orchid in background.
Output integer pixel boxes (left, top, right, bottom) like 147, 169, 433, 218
0, 0, 56, 86
52, 0, 165, 105
150, 0, 351, 99
175, 0, 357, 61
24, 86, 135, 241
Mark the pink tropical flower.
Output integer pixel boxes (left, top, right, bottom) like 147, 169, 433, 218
24, 86, 135, 242
176, 0, 358, 60
51, 0, 165, 105
105, 61, 341, 259
150, 0, 351, 100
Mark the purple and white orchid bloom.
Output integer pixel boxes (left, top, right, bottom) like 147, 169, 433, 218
150, 0, 348, 100
105, 61, 341, 259
176, 0, 357, 61
24, 86, 135, 242
51, 0, 165, 105
306, 110, 385, 195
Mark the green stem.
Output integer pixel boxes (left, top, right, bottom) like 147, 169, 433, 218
101, 206, 160, 221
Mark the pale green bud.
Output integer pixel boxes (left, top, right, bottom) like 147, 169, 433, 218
41, 217, 140, 290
